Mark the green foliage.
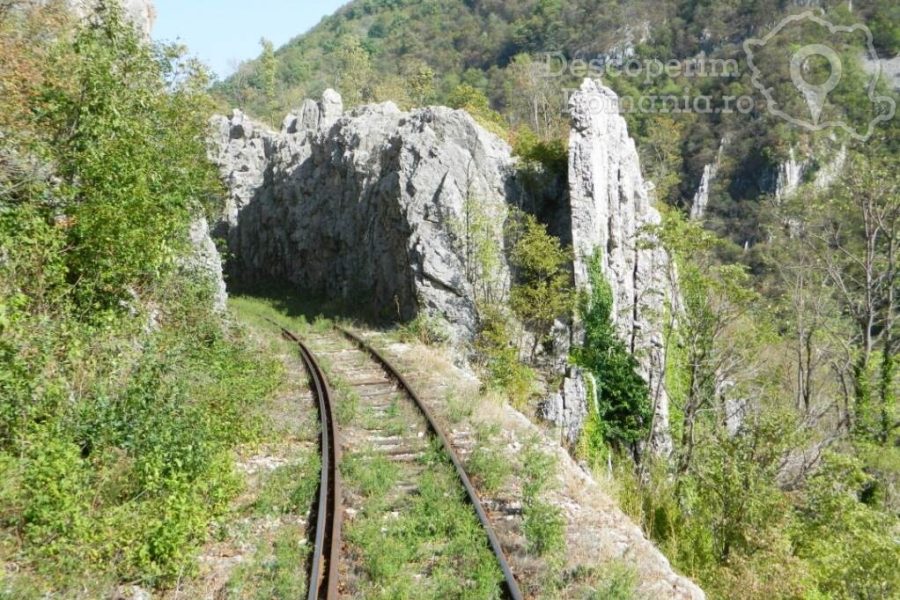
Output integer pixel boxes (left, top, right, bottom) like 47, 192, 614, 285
475, 306, 536, 408
573, 253, 651, 452
520, 444, 565, 557
447, 84, 509, 137
334, 34, 372, 106
512, 126, 567, 177
253, 455, 321, 516
794, 452, 900, 599
226, 524, 311, 599
396, 310, 451, 346
522, 499, 566, 556
450, 191, 505, 306
586, 562, 639, 600
257, 37, 279, 123
466, 439, 510, 495
0, 3, 281, 592
508, 212, 575, 356
341, 446, 505, 599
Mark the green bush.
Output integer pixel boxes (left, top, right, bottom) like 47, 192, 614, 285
0, 3, 281, 591
520, 444, 565, 557
397, 311, 452, 345
508, 212, 575, 357
475, 306, 536, 408
572, 253, 651, 452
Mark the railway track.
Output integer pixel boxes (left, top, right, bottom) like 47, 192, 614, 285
276, 321, 523, 599
274, 324, 342, 600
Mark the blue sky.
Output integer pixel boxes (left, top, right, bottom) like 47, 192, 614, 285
152, 0, 348, 80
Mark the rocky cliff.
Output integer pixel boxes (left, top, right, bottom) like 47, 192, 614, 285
212, 81, 675, 452
66, 0, 156, 38
209, 92, 517, 339
567, 79, 673, 456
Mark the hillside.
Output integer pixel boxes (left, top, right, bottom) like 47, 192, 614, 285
215, 0, 899, 247
2, 1, 898, 599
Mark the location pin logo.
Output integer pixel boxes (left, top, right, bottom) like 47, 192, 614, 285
790, 44, 842, 125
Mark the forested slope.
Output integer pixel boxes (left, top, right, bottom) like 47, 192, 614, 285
215, 0, 898, 244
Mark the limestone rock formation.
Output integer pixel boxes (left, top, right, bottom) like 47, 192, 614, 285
567, 79, 673, 456
775, 144, 848, 201
209, 91, 517, 340
540, 369, 592, 443
66, 0, 156, 38
212, 84, 682, 454
690, 139, 726, 221
185, 217, 228, 312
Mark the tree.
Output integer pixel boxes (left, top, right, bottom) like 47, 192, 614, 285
637, 115, 687, 203
573, 252, 652, 453
405, 61, 434, 106
801, 153, 898, 444
508, 212, 575, 357
657, 213, 766, 476
447, 84, 508, 136
258, 37, 278, 121
504, 53, 563, 138
335, 34, 371, 106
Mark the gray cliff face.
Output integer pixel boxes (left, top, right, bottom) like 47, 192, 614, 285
775, 144, 848, 201
66, 0, 156, 38
212, 84, 677, 454
209, 92, 516, 339
567, 79, 673, 456
690, 139, 726, 221
185, 217, 228, 312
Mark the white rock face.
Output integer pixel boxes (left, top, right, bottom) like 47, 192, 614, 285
66, 0, 157, 38
775, 147, 805, 200
775, 144, 848, 201
567, 79, 672, 456
861, 52, 900, 91
540, 369, 591, 443
690, 139, 726, 221
209, 91, 516, 340
186, 217, 228, 312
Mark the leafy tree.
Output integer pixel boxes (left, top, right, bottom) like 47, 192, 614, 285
573, 253, 652, 453
508, 212, 575, 357
0, 4, 279, 591
447, 83, 508, 136
258, 37, 278, 121
335, 34, 372, 106
794, 153, 898, 445
657, 213, 765, 475
405, 60, 435, 105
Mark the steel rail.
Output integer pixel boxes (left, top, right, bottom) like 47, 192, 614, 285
270, 320, 342, 600
337, 326, 524, 600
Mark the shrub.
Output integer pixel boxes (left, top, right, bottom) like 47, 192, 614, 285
475, 306, 536, 408
0, 3, 281, 591
397, 311, 451, 345
508, 211, 575, 357
572, 252, 651, 452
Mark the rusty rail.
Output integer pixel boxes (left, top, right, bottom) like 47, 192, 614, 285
337, 326, 524, 600
271, 320, 342, 600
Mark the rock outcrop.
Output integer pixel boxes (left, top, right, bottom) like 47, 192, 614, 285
185, 217, 228, 312
775, 144, 848, 201
567, 79, 673, 456
66, 0, 157, 38
540, 369, 592, 443
690, 139, 726, 221
212, 83, 677, 454
209, 92, 517, 340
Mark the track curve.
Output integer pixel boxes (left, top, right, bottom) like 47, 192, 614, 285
274, 323, 342, 600
337, 327, 524, 600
